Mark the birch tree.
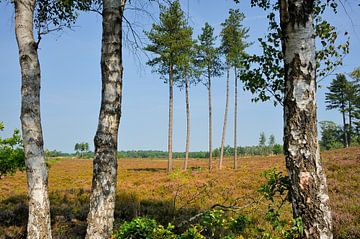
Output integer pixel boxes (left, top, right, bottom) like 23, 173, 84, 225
280, 0, 332, 237
195, 22, 222, 170
145, 0, 192, 172
234, 0, 348, 236
12, 0, 86, 236
239, 0, 349, 106
85, 0, 126, 238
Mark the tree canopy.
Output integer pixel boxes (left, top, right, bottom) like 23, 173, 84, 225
144, 0, 193, 82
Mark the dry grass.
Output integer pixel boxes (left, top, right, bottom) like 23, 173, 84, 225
0, 147, 359, 238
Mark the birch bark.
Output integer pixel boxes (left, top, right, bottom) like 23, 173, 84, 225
86, 0, 126, 238
281, 0, 333, 238
14, 0, 52, 237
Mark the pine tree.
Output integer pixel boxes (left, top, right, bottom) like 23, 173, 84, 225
219, 9, 249, 169
350, 67, 360, 142
325, 74, 351, 147
259, 132, 266, 147
144, 0, 192, 172
196, 22, 223, 170
268, 134, 275, 147
176, 28, 196, 171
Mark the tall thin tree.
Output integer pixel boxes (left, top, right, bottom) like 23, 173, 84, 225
219, 9, 249, 169
177, 24, 195, 171
196, 22, 222, 170
145, 0, 192, 172
180, 48, 197, 171
86, 0, 126, 238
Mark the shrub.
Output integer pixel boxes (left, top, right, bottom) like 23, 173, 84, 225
114, 217, 176, 239
0, 122, 25, 178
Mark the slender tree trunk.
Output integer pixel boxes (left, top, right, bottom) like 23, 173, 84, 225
14, 0, 52, 238
219, 64, 230, 170
233, 67, 238, 169
280, 0, 333, 238
184, 76, 190, 170
208, 69, 213, 170
168, 65, 174, 172
342, 108, 349, 148
86, 1, 125, 238
348, 102, 352, 146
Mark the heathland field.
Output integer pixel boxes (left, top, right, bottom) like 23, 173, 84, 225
0, 147, 359, 238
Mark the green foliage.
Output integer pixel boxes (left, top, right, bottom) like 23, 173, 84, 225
259, 169, 290, 203
229, 214, 249, 235
33, 0, 97, 45
144, 0, 193, 83
350, 67, 360, 143
319, 121, 344, 150
350, 67, 360, 83
239, 0, 349, 106
196, 209, 249, 238
259, 132, 266, 147
0, 122, 25, 178
116, 144, 284, 159
114, 217, 176, 239
113, 210, 249, 239
271, 144, 282, 155
220, 9, 250, 68
195, 22, 223, 87
200, 209, 228, 238
268, 134, 275, 147
45, 149, 71, 157
179, 225, 205, 239
74, 142, 89, 158
258, 169, 304, 239
326, 74, 350, 112
325, 73, 359, 145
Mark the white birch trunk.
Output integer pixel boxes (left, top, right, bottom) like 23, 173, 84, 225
85, 0, 126, 238
281, 0, 333, 238
14, 0, 52, 237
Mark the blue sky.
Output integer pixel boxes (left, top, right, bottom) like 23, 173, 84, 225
0, 0, 359, 153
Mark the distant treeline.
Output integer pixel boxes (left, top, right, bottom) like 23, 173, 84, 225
116, 144, 283, 159
45, 144, 283, 159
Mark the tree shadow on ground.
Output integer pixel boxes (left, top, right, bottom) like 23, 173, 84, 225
0, 189, 201, 239
127, 168, 166, 172
127, 166, 205, 172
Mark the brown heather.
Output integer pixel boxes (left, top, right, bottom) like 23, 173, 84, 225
0, 147, 359, 238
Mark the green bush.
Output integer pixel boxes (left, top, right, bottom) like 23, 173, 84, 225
114, 217, 176, 239
0, 122, 25, 178
179, 225, 205, 239
272, 144, 283, 155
